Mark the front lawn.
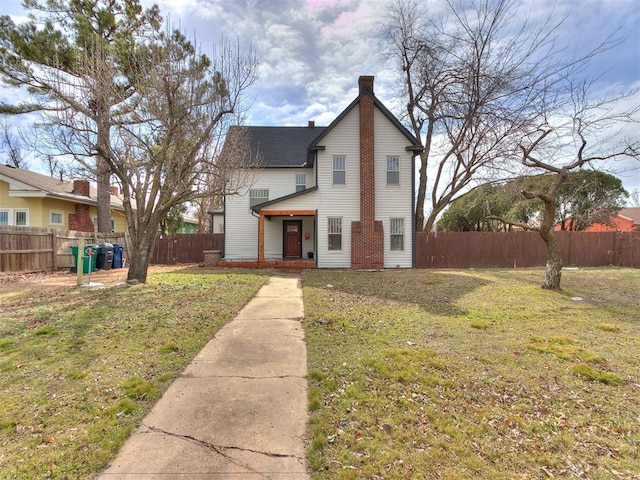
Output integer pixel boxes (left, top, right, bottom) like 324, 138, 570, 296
0, 268, 268, 479
303, 268, 640, 479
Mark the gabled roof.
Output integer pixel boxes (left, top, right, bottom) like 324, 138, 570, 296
0, 164, 124, 209
309, 88, 422, 152
226, 125, 327, 168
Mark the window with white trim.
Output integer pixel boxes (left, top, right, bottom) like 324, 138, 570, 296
327, 217, 342, 251
14, 210, 28, 226
249, 189, 269, 208
0, 211, 8, 226
332, 156, 346, 185
387, 156, 400, 185
50, 211, 63, 225
296, 173, 307, 192
390, 218, 404, 251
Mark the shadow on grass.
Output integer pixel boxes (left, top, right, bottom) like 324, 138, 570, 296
303, 269, 491, 317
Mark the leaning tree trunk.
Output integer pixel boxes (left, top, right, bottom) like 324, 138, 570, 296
538, 194, 563, 290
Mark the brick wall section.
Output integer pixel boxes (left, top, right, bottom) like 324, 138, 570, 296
351, 75, 384, 269
69, 204, 95, 232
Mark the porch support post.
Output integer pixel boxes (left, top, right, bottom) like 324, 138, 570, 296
258, 211, 265, 264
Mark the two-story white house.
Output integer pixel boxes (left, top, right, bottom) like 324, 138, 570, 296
220, 76, 422, 269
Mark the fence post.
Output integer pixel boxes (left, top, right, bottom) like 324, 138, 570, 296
51, 230, 57, 270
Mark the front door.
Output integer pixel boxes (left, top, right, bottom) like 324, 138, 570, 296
283, 220, 302, 258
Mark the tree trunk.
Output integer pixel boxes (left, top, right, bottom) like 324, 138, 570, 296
540, 229, 563, 290
125, 217, 158, 284
96, 156, 112, 233
415, 151, 428, 232
126, 239, 154, 284
538, 193, 563, 290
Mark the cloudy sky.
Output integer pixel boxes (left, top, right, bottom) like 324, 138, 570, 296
3, 0, 639, 193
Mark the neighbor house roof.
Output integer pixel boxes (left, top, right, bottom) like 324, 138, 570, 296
619, 207, 640, 225
0, 164, 124, 209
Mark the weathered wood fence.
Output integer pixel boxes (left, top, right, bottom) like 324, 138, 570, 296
0, 226, 125, 273
416, 231, 640, 268
151, 233, 223, 265
3, 229, 637, 272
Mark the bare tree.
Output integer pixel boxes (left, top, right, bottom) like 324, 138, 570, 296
381, 0, 616, 232
95, 33, 258, 282
0, 0, 161, 233
0, 120, 27, 168
489, 80, 639, 290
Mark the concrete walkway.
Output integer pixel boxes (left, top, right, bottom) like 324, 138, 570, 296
99, 275, 309, 479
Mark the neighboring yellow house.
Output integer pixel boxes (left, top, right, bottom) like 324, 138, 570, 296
0, 164, 127, 232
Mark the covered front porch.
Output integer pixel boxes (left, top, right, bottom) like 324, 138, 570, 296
220, 209, 317, 269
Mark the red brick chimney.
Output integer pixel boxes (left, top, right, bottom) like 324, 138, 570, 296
69, 180, 94, 231
69, 204, 94, 232
72, 180, 91, 197
351, 76, 384, 269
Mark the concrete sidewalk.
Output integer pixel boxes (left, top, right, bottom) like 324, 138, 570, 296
99, 275, 309, 479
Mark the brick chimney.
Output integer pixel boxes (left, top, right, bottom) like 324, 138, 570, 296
351, 75, 384, 269
69, 204, 94, 232
72, 180, 90, 197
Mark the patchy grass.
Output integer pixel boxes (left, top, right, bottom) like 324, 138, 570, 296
0, 267, 267, 479
303, 268, 640, 480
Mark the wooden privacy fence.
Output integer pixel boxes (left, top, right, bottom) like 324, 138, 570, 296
151, 233, 223, 265
0, 226, 125, 273
416, 231, 640, 269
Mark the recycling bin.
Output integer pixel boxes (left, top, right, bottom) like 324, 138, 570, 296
96, 242, 114, 270
70, 244, 97, 274
112, 243, 124, 268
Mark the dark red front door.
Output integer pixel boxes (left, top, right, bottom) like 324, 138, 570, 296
283, 220, 302, 258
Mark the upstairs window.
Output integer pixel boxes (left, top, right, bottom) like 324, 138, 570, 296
249, 189, 269, 208
390, 218, 404, 251
296, 173, 307, 192
387, 156, 400, 185
327, 217, 342, 251
333, 156, 346, 185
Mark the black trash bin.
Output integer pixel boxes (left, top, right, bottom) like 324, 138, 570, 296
96, 242, 114, 270
112, 243, 124, 268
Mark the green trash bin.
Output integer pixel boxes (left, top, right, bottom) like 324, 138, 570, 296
71, 244, 97, 274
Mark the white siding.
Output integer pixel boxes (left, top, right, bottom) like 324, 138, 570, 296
224, 167, 314, 260
373, 107, 414, 268
314, 106, 361, 268
224, 101, 416, 268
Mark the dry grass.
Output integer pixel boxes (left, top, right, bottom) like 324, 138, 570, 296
303, 268, 640, 479
0, 267, 268, 479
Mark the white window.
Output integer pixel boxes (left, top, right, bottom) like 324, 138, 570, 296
0, 211, 8, 225
387, 156, 400, 186
50, 211, 63, 225
249, 189, 269, 208
333, 156, 346, 185
296, 173, 307, 192
14, 210, 28, 226
328, 217, 342, 251
390, 218, 404, 251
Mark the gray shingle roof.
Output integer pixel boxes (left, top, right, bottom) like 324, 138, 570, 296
227, 125, 327, 168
